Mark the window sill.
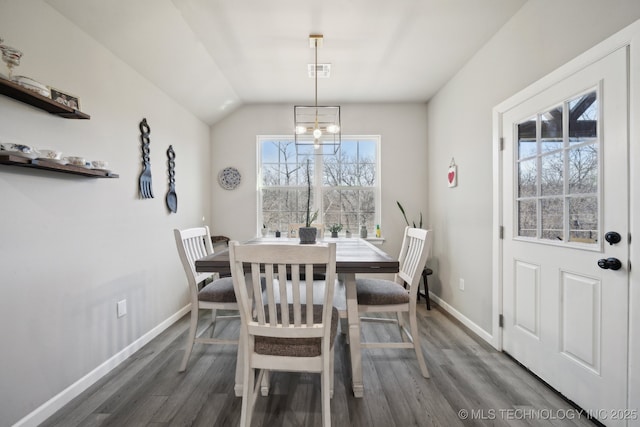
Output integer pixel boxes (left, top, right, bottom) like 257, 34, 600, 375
364, 237, 385, 245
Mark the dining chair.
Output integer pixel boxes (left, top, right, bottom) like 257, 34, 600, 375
356, 226, 432, 378
174, 226, 238, 372
229, 240, 338, 427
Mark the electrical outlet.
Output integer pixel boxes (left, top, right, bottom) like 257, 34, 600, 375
459, 278, 465, 291
117, 299, 127, 318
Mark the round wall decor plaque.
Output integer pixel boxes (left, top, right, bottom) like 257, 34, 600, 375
218, 166, 241, 190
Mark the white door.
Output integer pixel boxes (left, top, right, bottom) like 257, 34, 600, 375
502, 47, 629, 425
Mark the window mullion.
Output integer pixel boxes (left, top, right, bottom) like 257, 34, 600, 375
536, 114, 542, 239
314, 150, 323, 224
563, 100, 570, 242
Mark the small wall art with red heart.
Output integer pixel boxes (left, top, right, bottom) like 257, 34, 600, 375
448, 159, 457, 188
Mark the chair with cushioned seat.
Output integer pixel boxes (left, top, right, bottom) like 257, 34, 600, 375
229, 240, 337, 427
356, 226, 432, 378
174, 226, 239, 372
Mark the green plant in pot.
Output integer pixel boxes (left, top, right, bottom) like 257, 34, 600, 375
397, 201, 423, 228
329, 223, 342, 238
299, 159, 319, 244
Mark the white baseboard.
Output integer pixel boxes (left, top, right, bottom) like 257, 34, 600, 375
428, 292, 494, 345
13, 304, 191, 427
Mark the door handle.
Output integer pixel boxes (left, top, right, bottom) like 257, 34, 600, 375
604, 231, 622, 245
597, 257, 622, 270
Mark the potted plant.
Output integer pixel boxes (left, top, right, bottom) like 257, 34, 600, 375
261, 223, 268, 237
299, 159, 319, 244
329, 223, 342, 238
397, 201, 423, 228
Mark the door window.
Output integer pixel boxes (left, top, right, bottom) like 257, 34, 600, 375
515, 90, 599, 244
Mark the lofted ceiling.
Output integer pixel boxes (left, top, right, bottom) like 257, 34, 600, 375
45, 0, 526, 125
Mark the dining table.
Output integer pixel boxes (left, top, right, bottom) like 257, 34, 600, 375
194, 236, 398, 398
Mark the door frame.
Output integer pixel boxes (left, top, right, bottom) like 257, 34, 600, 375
492, 19, 640, 420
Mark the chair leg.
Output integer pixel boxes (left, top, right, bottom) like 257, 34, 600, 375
330, 346, 335, 398
409, 304, 429, 378
209, 308, 218, 338
179, 306, 199, 372
423, 271, 431, 310
260, 370, 270, 396
240, 366, 255, 427
322, 353, 331, 427
397, 311, 409, 342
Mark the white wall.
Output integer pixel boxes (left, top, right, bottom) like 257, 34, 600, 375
210, 103, 428, 259
0, 2, 211, 425
426, 0, 640, 333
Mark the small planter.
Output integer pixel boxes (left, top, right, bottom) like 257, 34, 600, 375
331, 231, 338, 238
299, 227, 317, 244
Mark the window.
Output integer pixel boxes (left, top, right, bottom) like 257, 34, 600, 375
258, 136, 380, 235
515, 90, 599, 244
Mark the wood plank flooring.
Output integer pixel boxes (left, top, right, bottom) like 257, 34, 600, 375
41, 304, 597, 427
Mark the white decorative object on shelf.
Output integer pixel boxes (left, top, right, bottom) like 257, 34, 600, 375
0, 44, 22, 80
12, 75, 50, 97
218, 166, 241, 190
0, 142, 39, 159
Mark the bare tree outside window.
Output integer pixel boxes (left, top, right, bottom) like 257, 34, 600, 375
259, 137, 379, 236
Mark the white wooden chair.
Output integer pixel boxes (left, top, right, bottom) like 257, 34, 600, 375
229, 241, 338, 427
356, 226, 432, 378
174, 226, 238, 372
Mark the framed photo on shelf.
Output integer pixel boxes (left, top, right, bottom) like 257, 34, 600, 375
49, 88, 80, 110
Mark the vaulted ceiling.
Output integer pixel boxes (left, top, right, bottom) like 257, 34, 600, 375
46, 0, 526, 124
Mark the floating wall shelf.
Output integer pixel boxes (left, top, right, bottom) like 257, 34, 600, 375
0, 78, 90, 119
0, 154, 118, 178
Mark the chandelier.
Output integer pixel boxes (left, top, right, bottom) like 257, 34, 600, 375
294, 34, 341, 153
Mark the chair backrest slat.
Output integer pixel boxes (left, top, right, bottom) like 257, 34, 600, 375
305, 265, 314, 326
291, 264, 301, 326
277, 263, 290, 326
262, 263, 277, 326
245, 267, 262, 327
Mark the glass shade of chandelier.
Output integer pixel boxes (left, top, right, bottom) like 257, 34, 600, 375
294, 34, 340, 154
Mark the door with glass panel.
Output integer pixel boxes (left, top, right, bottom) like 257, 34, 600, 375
501, 47, 628, 424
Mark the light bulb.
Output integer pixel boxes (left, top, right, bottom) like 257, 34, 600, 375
326, 124, 340, 134
313, 128, 322, 139
295, 125, 307, 135
314, 140, 320, 149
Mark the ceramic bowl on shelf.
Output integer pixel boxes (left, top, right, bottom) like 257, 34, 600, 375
0, 142, 39, 159
38, 149, 62, 160
64, 156, 86, 166
91, 160, 108, 170
11, 75, 50, 97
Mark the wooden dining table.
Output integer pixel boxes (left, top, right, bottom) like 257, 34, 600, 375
195, 236, 398, 398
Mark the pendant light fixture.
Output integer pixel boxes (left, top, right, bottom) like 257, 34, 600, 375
294, 34, 341, 153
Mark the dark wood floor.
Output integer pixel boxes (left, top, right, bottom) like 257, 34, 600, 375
42, 303, 596, 427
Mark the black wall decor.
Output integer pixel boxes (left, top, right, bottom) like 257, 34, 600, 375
166, 145, 177, 213
138, 118, 154, 198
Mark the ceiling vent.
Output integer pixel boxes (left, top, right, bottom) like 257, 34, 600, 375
308, 63, 331, 78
